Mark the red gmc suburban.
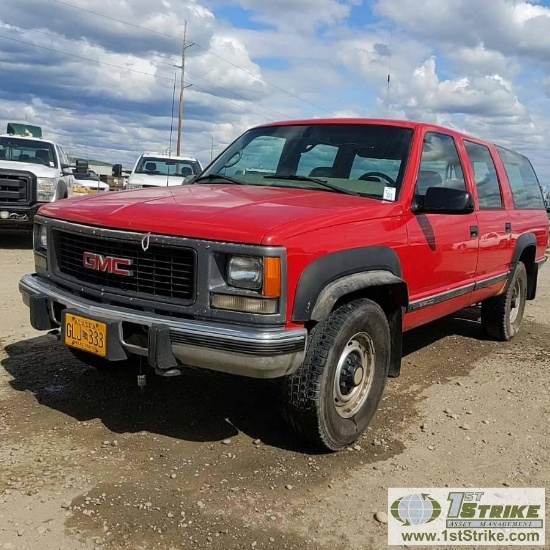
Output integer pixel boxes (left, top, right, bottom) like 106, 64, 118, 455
20, 119, 549, 451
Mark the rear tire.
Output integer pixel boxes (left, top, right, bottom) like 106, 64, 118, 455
481, 262, 527, 341
283, 299, 390, 451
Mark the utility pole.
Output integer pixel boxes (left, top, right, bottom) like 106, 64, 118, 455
210, 136, 214, 161
176, 21, 194, 156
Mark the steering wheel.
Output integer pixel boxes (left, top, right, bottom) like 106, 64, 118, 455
359, 172, 396, 186
223, 150, 243, 169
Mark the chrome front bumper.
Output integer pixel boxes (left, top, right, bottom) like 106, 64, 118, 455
19, 274, 307, 379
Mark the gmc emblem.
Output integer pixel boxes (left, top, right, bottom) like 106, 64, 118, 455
82, 252, 134, 276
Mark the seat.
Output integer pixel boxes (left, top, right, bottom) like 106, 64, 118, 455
145, 162, 157, 172
308, 166, 335, 178
179, 166, 193, 176
18, 154, 30, 161
416, 170, 442, 194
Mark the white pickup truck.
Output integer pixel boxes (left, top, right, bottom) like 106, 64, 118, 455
125, 152, 203, 189
0, 125, 87, 232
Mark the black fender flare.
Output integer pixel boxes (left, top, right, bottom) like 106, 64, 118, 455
510, 233, 538, 299
292, 246, 406, 323
511, 233, 536, 266
309, 270, 408, 322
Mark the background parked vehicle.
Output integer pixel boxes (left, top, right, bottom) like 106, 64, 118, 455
125, 152, 202, 189
72, 167, 110, 195
0, 123, 81, 231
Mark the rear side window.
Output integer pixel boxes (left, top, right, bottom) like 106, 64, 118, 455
497, 147, 545, 209
464, 141, 502, 209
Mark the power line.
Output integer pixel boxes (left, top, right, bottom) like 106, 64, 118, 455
0, 33, 273, 121
46, 0, 337, 116
1, 20, 294, 119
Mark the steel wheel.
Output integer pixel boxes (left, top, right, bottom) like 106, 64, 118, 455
333, 332, 375, 418
509, 278, 522, 324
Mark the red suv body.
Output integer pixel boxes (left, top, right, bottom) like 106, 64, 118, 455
20, 119, 549, 450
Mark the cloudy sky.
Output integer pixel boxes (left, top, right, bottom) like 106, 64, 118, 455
1, 0, 550, 176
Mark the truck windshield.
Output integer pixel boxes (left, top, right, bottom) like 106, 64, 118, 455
0, 137, 57, 167
135, 157, 201, 177
201, 124, 413, 200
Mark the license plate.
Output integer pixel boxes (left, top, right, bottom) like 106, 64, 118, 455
64, 313, 107, 357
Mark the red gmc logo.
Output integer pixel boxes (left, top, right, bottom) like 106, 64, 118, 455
82, 252, 134, 276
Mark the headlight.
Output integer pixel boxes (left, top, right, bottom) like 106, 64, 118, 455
228, 256, 263, 290
126, 182, 142, 189
37, 178, 56, 202
33, 224, 48, 251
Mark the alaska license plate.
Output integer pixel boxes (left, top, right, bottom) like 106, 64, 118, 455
64, 313, 107, 357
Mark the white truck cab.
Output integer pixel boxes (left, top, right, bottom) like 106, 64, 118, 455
126, 152, 202, 189
0, 124, 76, 231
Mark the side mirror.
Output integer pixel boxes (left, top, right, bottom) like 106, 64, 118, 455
74, 158, 89, 176
112, 163, 122, 177
418, 186, 474, 214
61, 163, 73, 176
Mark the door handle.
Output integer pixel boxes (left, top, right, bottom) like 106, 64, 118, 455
470, 225, 478, 238
505, 222, 512, 233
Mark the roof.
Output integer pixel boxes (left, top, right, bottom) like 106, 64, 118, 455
0, 133, 55, 144
139, 152, 199, 161
253, 117, 485, 142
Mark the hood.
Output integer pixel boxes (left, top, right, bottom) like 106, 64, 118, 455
127, 173, 185, 187
38, 184, 402, 244
0, 160, 58, 178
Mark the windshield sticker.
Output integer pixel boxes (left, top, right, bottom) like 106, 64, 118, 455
383, 187, 396, 201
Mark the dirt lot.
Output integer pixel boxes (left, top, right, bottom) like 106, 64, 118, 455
0, 234, 549, 550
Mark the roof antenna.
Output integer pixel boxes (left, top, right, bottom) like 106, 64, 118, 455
384, 30, 393, 119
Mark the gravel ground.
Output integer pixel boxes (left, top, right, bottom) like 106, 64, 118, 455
0, 234, 548, 550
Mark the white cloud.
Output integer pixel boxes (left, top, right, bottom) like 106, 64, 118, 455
223, 0, 360, 30
0, 0, 549, 178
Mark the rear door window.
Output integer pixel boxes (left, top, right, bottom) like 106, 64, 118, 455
497, 147, 545, 209
464, 141, 503, 209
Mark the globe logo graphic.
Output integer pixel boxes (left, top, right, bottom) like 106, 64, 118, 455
391, 493, 441, 526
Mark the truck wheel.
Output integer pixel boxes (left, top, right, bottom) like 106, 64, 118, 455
283, 299, 390, 451
481, 262, 527, 341
68, 348, 138, 372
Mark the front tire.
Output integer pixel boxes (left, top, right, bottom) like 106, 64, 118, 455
481, 262, 527, 341
283, 299, 390, 451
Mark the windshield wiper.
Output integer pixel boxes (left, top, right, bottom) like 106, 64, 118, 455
263, 174, 363, 197
194, 174, 245, 185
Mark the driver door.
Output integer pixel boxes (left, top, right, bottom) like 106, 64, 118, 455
403, 131, 479, 329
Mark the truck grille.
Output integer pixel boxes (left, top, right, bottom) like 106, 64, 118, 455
54, 230, 196, 303
0, 173, 30, 204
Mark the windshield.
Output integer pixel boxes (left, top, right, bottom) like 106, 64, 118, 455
0, 137, 57, 167
135, 157, 201, 177
201, 123, 413, 200
74, 170, 100, 181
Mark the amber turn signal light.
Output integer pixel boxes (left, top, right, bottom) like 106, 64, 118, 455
263, 257, 281, 297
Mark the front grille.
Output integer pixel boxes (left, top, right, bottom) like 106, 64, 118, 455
54, 230, 196, 303
0, 173, 30, 204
